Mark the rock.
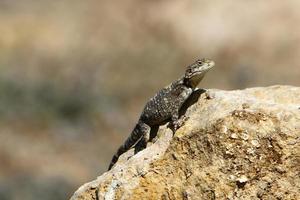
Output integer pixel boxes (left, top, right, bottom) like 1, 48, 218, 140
70, 86, 300, 200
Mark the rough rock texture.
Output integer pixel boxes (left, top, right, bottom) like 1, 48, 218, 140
71, 86, 300, 200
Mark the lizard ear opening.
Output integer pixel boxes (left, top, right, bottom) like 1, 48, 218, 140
185, 66, 193, 79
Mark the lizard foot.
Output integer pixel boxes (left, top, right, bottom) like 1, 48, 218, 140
171, 115, 189, 131
134, 138, 148, 154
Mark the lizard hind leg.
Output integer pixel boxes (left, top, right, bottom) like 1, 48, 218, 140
134, 122, 151, 154
108, 121, 150, 170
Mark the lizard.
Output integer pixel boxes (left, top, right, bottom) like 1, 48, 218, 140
108, 58, 215, 170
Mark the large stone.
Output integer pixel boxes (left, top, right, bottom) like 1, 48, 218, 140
71, 86, 300, 200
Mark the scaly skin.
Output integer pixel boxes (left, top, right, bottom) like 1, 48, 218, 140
108, 58, 215, 170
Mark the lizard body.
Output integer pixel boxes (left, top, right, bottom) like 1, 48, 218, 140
108, 58, 215, 170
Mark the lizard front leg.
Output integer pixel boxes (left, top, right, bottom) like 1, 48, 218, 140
171, 88, 193, 130
171, 111, 187, 131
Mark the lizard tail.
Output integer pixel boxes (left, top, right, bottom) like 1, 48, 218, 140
108, 122, 144, 170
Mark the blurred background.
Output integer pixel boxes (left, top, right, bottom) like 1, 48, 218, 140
0, 0, 299, 199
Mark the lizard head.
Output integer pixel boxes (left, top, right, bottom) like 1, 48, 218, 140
184, 58, 215, 88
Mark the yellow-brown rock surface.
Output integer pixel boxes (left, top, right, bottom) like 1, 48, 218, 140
71, 86, 300, 200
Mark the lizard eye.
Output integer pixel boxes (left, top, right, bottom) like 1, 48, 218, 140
197, 60, 203, 65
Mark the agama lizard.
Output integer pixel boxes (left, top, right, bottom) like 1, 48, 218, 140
108, 58, 215, 170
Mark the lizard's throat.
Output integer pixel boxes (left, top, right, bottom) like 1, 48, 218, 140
184, 73, 206, 89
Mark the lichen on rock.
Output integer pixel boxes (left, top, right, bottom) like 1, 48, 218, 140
71, 86, 300, 200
